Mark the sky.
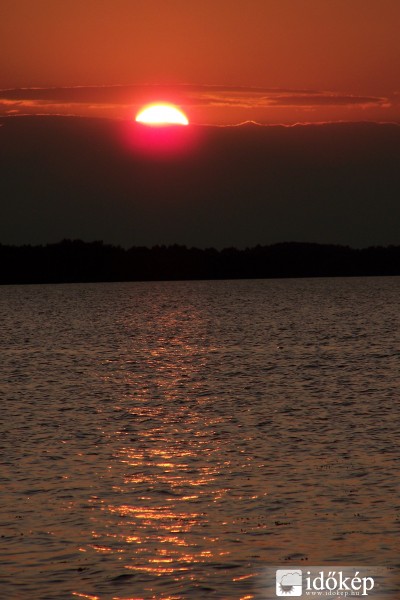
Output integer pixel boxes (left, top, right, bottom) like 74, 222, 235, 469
1, 1, 399, 250
1, 0, 400, 124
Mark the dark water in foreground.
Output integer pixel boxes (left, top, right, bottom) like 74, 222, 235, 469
0, 278, 399, 599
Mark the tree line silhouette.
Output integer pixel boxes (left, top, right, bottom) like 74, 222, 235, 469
0, 239, 399, 284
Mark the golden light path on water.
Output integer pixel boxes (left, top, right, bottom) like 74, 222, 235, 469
95, 353, 266, 598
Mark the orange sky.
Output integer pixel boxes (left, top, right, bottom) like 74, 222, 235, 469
1, 0, 399, 124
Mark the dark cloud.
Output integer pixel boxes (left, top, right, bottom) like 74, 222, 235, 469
1, 115, 399, 249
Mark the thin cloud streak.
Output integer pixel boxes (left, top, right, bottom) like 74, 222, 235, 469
0, 84, 397, 124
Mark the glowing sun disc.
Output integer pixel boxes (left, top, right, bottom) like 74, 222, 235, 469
136, 104, 189, 126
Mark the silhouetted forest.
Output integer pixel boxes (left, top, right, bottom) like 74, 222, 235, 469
0, 240, 400, 284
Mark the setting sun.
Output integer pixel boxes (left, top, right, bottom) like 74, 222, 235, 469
135, 104, 189, 126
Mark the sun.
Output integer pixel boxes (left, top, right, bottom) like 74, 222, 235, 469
135, 103, 189, 126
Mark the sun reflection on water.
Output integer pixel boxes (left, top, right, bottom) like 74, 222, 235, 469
84, 300, 271, 597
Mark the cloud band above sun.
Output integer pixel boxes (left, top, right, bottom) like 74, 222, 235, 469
0, 84, 397, 125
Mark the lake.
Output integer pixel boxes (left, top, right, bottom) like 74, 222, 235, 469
1, 277, 399, 599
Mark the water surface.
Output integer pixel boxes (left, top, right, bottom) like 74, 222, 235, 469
1, 278, 399, 598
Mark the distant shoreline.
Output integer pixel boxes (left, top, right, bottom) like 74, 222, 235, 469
1, 240, 399, 285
